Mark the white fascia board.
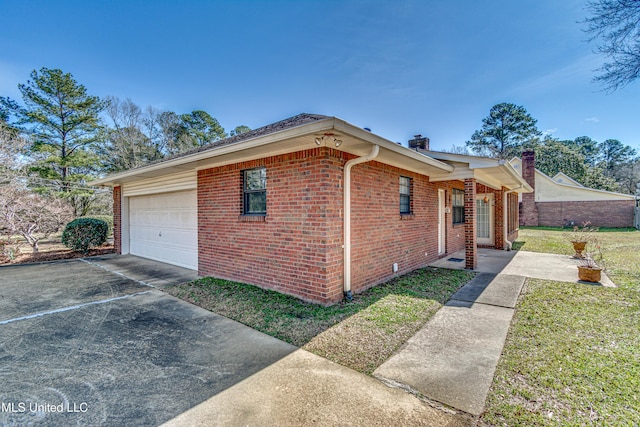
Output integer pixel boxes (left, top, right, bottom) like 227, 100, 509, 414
500, 159, 533, 193
92, 116, 454, 186
332, 119, 453, 172
91, 118, 338, 186
424, 150, 500, 168
427, 153, 532, 193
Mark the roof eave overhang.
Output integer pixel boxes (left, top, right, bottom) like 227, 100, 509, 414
428, 159, 532, 193
91, 117, 453, 187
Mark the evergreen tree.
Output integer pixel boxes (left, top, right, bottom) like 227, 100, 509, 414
466, 103, 541, 159
1, 68, 105, 216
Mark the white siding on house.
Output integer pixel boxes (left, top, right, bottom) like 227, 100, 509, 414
510, 158, 635, 202
122, 170, 196, 197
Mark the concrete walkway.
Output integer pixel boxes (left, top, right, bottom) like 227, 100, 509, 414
374, 273, 525, 416
163, 349, 474, 427
430, 249, 615, 287
374, 249, 615, 416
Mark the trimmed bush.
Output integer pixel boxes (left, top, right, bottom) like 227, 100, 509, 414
62, 218, 109, 253
79, 215, 114, 236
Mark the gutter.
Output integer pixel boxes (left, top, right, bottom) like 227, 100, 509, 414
343, 144, 380, 301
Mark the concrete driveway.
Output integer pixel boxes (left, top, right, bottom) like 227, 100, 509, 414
0, 255, 473, 427
0, 256, 296, 426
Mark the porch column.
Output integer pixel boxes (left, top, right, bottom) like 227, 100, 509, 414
494, 187, 506, 250
464, 178, 477, 270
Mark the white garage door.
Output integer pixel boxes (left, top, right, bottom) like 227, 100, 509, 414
129, 190, 198, 270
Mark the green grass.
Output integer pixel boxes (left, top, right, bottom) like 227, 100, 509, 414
514, 227, 640, 291
481, 279, 640, 426
482, 227, 640, 425
167, 267, 473, 374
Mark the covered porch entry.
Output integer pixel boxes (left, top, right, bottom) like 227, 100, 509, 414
427, 152, 533, 270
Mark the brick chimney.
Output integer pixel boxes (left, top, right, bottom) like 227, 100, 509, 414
408, 134, 429, 150
520, 149, 538, 226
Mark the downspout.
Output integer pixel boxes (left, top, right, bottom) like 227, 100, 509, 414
344, 144, 380, 301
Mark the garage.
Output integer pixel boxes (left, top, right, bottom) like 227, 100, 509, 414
128, 190, 198, 270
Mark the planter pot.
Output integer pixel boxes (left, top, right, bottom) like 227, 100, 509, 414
578, 266, 602, 283
571, 241, 587, 259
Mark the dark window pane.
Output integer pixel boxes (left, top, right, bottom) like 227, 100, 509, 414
246, 191, 266, 214
453, 206, 465, 224
400, 176, 411, 214
400, 195, 410, 214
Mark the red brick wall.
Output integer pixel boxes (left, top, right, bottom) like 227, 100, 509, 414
348, 162, 465, 293
197, 147, 345, 305
197, 147, 468, 304
113, 186, 122, 254
536, 200, 635, 228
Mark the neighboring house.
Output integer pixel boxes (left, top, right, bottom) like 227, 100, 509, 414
93, 114, 531, 305
510, 150, 637, 228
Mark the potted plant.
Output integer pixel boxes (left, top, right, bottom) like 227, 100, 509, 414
577, 239, 605, 283
568, 222, 598, 259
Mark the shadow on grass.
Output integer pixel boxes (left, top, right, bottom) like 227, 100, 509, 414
511, 241, 526, 251
167, 267, 474, 374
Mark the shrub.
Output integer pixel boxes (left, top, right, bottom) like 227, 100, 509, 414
79, 215, 114, 236
62, 218, 109, 253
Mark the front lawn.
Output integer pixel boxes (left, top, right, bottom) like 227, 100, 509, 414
481, 227, 640, 425
167, 267, 473, 374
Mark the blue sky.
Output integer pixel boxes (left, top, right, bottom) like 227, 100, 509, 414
1, 0, 639, 151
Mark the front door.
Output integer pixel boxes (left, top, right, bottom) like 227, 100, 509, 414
476, 193, 494, 246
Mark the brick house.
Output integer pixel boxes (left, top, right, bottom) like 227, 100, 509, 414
511, 150, 637, 228
94, 114, 531, 304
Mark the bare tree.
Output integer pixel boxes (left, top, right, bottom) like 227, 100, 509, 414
0, 121, 27, 180
0, 183, 73, 253
100, 96, 164, 172
584, 0, 640, 91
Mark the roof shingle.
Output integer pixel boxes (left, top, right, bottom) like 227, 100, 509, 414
148, 113, 330, 167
